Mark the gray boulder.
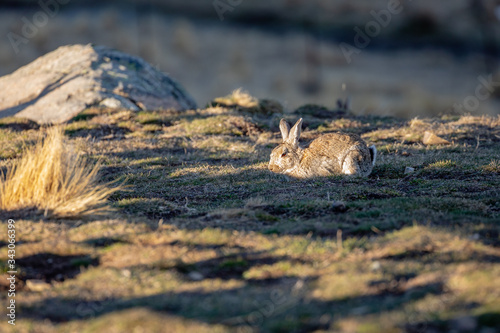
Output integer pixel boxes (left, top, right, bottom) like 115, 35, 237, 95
0, 44, 197, 124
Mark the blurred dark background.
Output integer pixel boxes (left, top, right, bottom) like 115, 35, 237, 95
1, 0, 499, 117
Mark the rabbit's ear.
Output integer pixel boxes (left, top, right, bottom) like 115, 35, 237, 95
288, 118, 303, 147
279, 119, 290, 142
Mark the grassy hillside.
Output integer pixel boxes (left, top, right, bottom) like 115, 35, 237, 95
0, 96, 499, 332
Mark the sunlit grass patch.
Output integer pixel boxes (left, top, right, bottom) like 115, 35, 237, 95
63, 308, 233, 333
312, 265, 379, 301
141, 124, 163, 133
0, 128, 41, 159
117, 197, 183, 219
243, 260, 314, 280
364, 125, 423, 144
70, 107, 103, 122
191, 136, 257, 157
409, 117, 432, 129
427, 160, 457, 169
0, 116, 39, 131
136, 110, 175, 125
128, 157, 170, 167
482, 160, 500, 173
0, 127, 122, 218
167, 163, 266, 181
324, 118, 366, 132
448, 265, 500, 306
451, 115, 500, 127
211, 89, 284, 116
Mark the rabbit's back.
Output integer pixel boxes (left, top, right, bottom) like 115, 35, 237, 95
304, 133, 373, 176
308, 133, 366, 157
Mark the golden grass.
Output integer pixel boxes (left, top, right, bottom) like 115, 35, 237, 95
213, 88, 259, 108
0, 127, 121, 218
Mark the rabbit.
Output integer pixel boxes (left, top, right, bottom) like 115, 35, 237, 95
268, 118, 376, 178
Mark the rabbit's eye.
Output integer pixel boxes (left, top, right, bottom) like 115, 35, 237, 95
281, 152, 287, 157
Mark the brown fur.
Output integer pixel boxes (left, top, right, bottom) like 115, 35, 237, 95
268, 118, 376, 178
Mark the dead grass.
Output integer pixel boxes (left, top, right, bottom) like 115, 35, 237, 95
482, 160, 500, 173
212, 88, 259, 109
0, 127, 122, 218
0, 100, 499, 333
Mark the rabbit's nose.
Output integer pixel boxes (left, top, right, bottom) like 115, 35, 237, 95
269, 164, 279, 172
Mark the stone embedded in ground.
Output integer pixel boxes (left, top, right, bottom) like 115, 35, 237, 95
0, 44, 197, 124
422, 131, 450, 145
331, 201, 347, 213
404, 166, 415, 174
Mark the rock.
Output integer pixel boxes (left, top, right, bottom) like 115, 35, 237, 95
404, 166, 415, 174
332, 201, 347, 213
26, 279, 51, 292
121, 269, 132, 278
422, 131, 450, 145
0, 44, 197, 124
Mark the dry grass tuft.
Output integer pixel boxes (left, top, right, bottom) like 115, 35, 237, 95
482, 160, 500, 173
0, 127, 122, 218
428, 159, 456, 169
213, 88, 259, 108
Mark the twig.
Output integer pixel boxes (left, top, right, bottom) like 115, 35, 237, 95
337, 229, 343, 252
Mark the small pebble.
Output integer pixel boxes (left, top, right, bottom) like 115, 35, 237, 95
332, 201, 347, 212
188, 271, 204, 281
404, 167, 415, 174
293, 279, 305, 291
